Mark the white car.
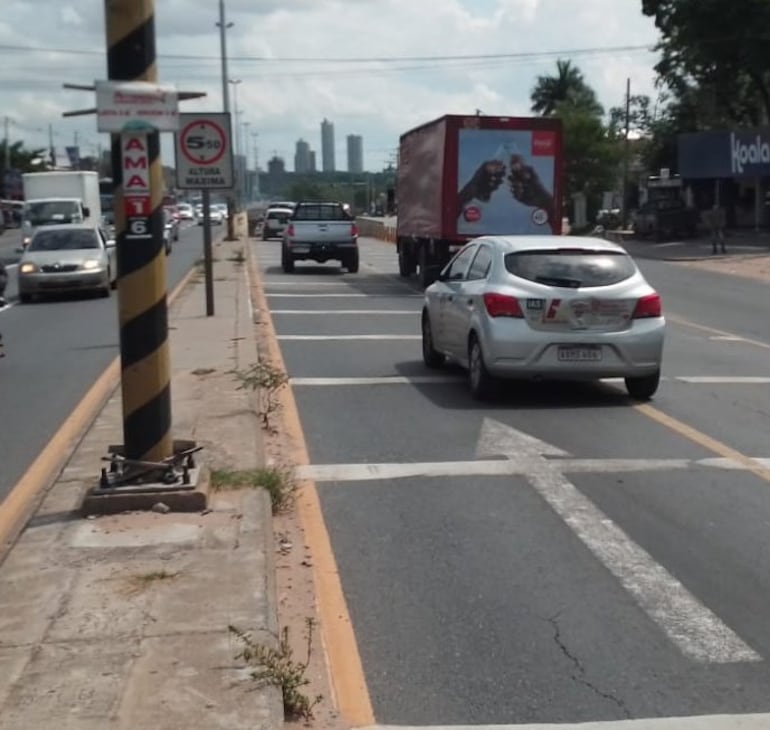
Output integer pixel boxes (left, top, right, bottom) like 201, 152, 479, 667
177, 203, 194, 220
421, 235, 665, 401
198, 207, 224, 225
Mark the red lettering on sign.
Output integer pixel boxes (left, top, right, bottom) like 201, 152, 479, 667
125, 174, 148, 189
124, 137, 146, 151
124, 157, 147, 169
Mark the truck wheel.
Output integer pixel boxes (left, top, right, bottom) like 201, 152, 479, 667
418, 246, 435, 288
282, 248, 295, 273
398, 246, 414, 277
345, 251, 359, 273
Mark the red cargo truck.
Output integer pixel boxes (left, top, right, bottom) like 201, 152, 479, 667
396, 114, 563, 286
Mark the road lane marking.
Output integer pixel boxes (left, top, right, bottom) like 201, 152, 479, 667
267, 293, 423, 298
272, 310, 418, 314
475, 418, 760, 664
248, 246, 375, 726
0, 260, 201, 555
668, 313, 770, 351
291, 376, 459, 386
277, 335, 421, 341
677, 376, 770, 384
709, 335, 746, 342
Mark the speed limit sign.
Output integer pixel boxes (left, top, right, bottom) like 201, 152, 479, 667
174, 112, 234, 190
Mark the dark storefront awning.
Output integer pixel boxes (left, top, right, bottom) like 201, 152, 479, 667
678, 128, 770, 179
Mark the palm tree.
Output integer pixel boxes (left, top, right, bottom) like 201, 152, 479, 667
530, 59, 604, 117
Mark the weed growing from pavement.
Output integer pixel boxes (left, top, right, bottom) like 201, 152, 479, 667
229, 619, 322, 721
229, 247, 246, 265
229, 357, 288, 431
210, 467, 296, 513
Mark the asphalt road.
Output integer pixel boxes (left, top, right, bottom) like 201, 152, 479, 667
0, 222, 204, 501
255, 236, 770, 725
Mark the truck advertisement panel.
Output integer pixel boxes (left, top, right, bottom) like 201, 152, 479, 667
455, 127, 559, 236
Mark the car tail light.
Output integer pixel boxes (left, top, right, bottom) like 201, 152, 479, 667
286, 223, 294, 237
483, 292, 524, 318
633, 292, 662, 318
351, 223, 358, 237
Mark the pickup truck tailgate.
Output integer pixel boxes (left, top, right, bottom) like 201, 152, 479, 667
291, 220, 355, 242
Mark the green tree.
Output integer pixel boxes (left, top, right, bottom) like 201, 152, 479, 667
642, 0, 770, 124
556, 102, 621, 212
531, 59, 604, 117
0, 139, 50, 174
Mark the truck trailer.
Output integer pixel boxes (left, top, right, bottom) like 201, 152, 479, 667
396, 114, 563, 287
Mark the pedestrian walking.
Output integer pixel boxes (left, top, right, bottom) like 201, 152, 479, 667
710, 203, 726, 254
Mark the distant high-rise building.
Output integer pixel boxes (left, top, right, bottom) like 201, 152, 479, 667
294, 139, 311, 173
267, 155, 286, 175
321, 119, 335, 172
347, 134, 364, 173
309, 150, 317, 173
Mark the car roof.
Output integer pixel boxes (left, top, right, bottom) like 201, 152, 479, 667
32, 224, 97, 234
475, 235, 628, 254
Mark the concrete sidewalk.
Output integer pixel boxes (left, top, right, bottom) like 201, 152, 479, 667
0, 240, 282, 729
621, 230, 770, 262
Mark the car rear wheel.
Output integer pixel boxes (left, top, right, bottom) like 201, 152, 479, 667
398, 246, 415, 277
345, 251, 359, 273
19, 293, 32, 304
625, 370, 660, 401
282, 248, 295, 273
421, 311, 444, 369
468, 334, 495, 401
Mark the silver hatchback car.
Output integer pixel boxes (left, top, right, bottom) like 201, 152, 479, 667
421, 235, 665, 401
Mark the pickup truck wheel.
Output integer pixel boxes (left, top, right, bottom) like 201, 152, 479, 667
421, 311, 444, 369
345, 251, 359, 273
282, 249, 295, 273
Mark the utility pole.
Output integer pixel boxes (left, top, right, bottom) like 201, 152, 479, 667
48, 123, 55, 167
217, 0, 236, 239
105, 0, 173, 463
621, 77, 631, 229
229, 79, 242, 206
251, 131, 259, 197
3, 116, 10, 172
242, 121, 250, 201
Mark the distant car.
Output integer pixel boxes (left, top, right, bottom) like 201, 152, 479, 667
163, 208, 180, 241
17, 224, 117, 302
214, 203, 228, 219
198, 207, 224, 225
177, 203, 194, 221
421, 235, 665, 401
262, 207, 294, 240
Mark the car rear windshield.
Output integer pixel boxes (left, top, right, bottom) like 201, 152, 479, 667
267, 211, 291, 221
30, 230, 99, 251
293, 205, 352, 221
504, 249, 636, 288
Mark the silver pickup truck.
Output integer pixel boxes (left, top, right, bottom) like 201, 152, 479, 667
281, 201, 359, 273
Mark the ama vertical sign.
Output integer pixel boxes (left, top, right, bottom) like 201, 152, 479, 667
122, 134, 152, 239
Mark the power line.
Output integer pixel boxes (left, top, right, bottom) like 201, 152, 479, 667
0, 41, 656, 64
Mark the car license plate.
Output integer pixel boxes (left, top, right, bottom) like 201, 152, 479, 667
293, 245, 310, 253
557, 345, 602, 362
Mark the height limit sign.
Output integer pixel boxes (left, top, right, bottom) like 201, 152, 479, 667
174, 112, 233, 190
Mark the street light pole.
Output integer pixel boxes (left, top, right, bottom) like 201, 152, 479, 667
228, 78, 242, 206
216, 0, 236, 239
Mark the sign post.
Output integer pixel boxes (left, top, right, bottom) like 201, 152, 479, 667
174, 112, 234, 317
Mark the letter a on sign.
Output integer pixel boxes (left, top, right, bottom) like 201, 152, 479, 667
126, 175, 148, 189
124, 137, 146, 151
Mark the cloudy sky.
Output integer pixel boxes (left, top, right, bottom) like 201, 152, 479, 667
1, 0, 661, 173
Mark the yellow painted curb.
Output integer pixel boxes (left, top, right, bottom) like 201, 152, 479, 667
0, 252, 204, 554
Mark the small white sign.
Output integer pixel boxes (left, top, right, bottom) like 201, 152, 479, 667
96, 80, 179, 133
174, 112, 234, 190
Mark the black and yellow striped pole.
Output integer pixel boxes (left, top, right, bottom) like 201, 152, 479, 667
106, 0, 172, 464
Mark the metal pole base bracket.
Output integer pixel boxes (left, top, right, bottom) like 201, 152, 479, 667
80, 439, 210, 516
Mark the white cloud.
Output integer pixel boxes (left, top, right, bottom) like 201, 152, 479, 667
1, 0, 660, 172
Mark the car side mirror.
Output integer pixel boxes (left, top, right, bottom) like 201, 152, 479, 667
15, 247, 25, 254
436, 271, 448, 282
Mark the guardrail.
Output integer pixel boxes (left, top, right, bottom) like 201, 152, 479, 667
357, 216, 396, 244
